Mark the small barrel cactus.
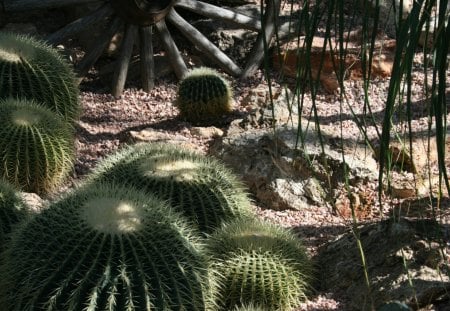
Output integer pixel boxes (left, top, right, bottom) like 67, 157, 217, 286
0, 98, 75, 194
0, 32, 80, 123
207, 218, 313, 310
86, 143, 253, 233
0, 183, 213, 310
176, 67, 233, 125
0, 180, 28, 251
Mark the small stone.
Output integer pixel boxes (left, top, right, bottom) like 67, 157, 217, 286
21, 192, 46, 213
190, 126, 224, 138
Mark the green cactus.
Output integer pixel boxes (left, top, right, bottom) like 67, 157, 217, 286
0, 180, 28, 251
176, 67, 233, 125
0, 98, 75, 194
232, 304, 268, 311
0, 183, 213, 310
0, 32, 80, 123
207, 218, 313, 310
86, 143, 253, 233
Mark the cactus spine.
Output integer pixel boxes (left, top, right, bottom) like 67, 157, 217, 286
0, 98, 74, 194
207, 218, 313, 310
176, 67, 232, 125
0, 32, 80, 123
0, 180, 28, 251
0, 183, 213, 310
86, 143, 253, 233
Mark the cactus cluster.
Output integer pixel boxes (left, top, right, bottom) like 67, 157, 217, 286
0, 98, 74, 194
86, 143, 253, 233
0, 32, 80, 123
207, 218, 313, 310
176, 67, 232, 125
0, 180, 28, 251
0, 183, 213, 310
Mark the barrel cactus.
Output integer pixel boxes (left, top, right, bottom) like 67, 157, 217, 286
0, 98, 74, 194
233, 304, 268, 311
207, 218, 313, 310
0, 180, 28, 251
176, 67, 232, 125
0, 183, 213, 310
0, 32, 80, 123
86, 143, 253, 233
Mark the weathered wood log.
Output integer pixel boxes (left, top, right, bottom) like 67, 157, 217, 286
139, 26, 155, 92
112, 24, 137, 97
174, 0, 261, 31
46, 3, 113, 45
4, 0, 96, 12
76, 17, 123, 78
167, 8, 242, 76
155, 17, 188, 79
241, 0, 280, 77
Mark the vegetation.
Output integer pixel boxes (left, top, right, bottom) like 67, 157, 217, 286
0, 32, 80, 123
0, 183, 213, 310
0, 98, 74, 194
86, 143, 253, 233
176, 67, 233, 125
0, 180, 28, 251
207, 218, 312, 310
0, 0, 448, 308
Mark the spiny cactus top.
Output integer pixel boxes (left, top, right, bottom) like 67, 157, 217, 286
0, 98, 75, 194
0, 183, 213, 311
207, 218, 313, 310
0, 179, 28, 251
0, 32, 80, 123
176, 67, 233, 125
86, 143, 253, 233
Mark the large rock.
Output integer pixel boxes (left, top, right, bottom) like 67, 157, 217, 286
317, 218, 450, 310
211, 87, 378, 210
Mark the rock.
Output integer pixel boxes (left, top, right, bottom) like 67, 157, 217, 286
240, 85, 300, 127
317, 218, 450, 310
272, 39, 396, 93
373, 133, 450, 199
190, 126, 224, 138
127, 127, 197, 150
211, 117, 378, 210
388, 172, 429, 199
20, 192, 46, 213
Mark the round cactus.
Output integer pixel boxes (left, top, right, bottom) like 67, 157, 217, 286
0, 180, 28, 251
233, 304, 268, 311
86, 143, 253, 233
0, 32, 80, 123
0, 98, 75, 194
0, 183, 213, 310
207, 218, 313, 310
176, 67, 233, 125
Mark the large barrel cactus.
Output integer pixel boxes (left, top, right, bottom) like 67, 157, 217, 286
233, 304, 268, 311
0, 180, 28, 251
0, 98, 75, 194
0, 32, 80, 123
86, 143, 253, 233
176, 67, 233, 125
207, 218, 313, 310
0, 183, 213, 310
